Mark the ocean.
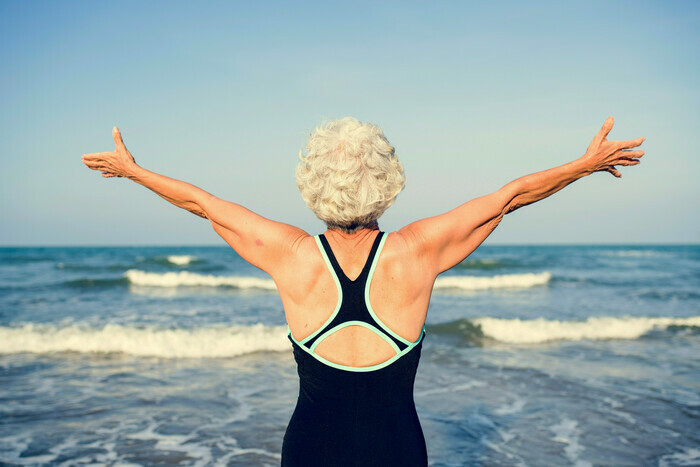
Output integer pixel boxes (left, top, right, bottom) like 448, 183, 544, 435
0, 244, 698, 466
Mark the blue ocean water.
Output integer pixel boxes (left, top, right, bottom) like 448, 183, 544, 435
0, 244, 698, 466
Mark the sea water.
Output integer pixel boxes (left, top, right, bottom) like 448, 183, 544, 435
0, 244, 698, 466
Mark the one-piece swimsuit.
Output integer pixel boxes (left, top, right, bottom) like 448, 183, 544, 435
282, 231, 427, 466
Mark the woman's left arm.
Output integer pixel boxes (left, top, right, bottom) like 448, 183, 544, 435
82, 127, 307, 274
399, 117, 645, 275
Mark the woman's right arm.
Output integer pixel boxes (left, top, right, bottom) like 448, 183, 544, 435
82, 127, 308, 275
399, 117, 645, 275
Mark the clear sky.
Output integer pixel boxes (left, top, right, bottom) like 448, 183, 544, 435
1, 0, 697, 245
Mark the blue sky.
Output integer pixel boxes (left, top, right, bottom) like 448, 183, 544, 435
1, 0, 697, 245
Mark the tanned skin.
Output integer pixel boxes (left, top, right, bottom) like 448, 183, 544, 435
82, 118, 644, 366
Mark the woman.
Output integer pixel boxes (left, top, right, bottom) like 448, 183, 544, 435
82, 117, 644, 466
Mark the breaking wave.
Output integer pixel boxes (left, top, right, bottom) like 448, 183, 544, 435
433, 272, 551, 290
0, 324, 289, 358
125, 270, 277, 290
430, 315, 700, 344
2, 316, 698, 357
166, 255, 198, 266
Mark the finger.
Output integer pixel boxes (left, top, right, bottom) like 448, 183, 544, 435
621, 149, 645, 158
617, 137, 646, 149
82, 152, 112, 160
86, 163, 110, 172
617, 159, 640, 166
597, 116, 614, 142
608, 167, 622, 178
84, 161, 114, 172
113, 127, 127, 151
82, 160, 103, 169
612, 149, 644, 159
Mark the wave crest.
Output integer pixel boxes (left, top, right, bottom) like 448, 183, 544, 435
472, 316, 700, 344
0, 324, 289, 358
166, 255, 197, 266
434, 272, 551, 290
125, 270, 277, 290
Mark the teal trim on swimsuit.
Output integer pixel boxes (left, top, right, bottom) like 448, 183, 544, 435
286, 231, 426, 372
365, 233, 419, 346
289, 328, 425, 373
296, 236, 343, 345
309, 321, 401, 354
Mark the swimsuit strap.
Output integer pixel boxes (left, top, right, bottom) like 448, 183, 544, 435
317, 231, 383, 284
305, 232, 407, 350
289, 231, 426, 372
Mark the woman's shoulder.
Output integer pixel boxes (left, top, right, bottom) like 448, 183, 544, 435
273, 233, 326, 288
377, 231, 435, 281
382, 230, 427, 263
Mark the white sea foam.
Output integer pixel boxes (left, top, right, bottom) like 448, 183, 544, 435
125, 270, 277, 290
473, 316, 700, 344
434, 272, 551, 290
659, 447, 700, 467
127, 421, 215, 466
166, 255, 197, 265
0, 323, 289, 358
494, 397, 527, 415
550, 418, 592, 467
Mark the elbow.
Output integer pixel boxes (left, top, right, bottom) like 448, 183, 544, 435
500, 180, 526, 215
486, 212, 505, 232
497, 192, 520, 216
504, 197, 522, 215
190, 207, 208, 219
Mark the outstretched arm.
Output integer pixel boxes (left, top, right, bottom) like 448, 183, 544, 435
81, 127, 306, 273
399, 117, 645, 274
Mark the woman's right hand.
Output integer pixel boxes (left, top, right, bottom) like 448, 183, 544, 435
82, 127, 138, 178
579, 117, 645, 178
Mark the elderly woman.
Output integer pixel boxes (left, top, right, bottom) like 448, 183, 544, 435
82, 117, 644, 466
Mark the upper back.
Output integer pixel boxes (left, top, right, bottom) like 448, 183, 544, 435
274, 229, 435, 367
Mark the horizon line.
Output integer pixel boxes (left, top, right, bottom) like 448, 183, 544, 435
1, 242, 698, 248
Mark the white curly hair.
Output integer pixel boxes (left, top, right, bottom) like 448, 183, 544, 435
296, 117, 405, 233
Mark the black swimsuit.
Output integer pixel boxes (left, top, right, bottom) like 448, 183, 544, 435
282, 232, 427, 466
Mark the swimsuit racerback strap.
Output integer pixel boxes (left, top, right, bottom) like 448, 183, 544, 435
317, 231, 383, 284
287, 231, 426, 372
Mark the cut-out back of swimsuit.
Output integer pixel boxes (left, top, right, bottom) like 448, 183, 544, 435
283, 231, 429, 464
288, 231, 424, 372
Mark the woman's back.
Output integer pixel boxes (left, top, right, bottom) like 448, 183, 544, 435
277, 228, 433, 368
280, 229, 430, 466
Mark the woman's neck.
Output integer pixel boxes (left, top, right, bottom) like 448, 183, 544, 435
324, 223, 380, 247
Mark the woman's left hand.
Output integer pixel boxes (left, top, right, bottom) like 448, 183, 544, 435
579, 117, 645, 178
82, 127, 138, 178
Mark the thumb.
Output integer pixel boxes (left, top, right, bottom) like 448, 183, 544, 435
600, 116, 614, 140
113, 126, 126, 150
